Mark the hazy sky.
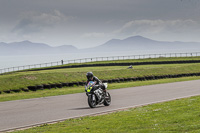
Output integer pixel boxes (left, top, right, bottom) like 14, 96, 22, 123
1, 0, 200, 48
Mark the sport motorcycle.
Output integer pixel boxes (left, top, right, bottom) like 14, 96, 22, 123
85, 81, 111, 108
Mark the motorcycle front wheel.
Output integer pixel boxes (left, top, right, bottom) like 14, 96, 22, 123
88, 94, 97, 108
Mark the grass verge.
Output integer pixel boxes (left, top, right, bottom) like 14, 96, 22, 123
1, 76, 200, 102
1, 63, 200, 92
12, 91, 200, 132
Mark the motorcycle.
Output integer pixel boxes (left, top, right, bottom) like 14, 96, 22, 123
85, 81, 111, 108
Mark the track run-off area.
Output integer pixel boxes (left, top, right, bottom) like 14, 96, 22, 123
0, 80, 200, 132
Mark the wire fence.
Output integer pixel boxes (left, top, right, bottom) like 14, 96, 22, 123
1, 52, 200, 74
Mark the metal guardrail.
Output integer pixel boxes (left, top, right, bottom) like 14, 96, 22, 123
0, 52, 200, 74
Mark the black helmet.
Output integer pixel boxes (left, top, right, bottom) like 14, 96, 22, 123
86, 72, 93, 80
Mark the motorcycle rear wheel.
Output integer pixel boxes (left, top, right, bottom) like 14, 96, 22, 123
103, 92, 111, 106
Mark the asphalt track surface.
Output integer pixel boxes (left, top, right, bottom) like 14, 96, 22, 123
0, 80, 200, 132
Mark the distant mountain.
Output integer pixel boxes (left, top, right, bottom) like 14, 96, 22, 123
99, 36, 160, 49
1, 36, 200, 55
90, 35, 200, 52
0, 41, 78, 55
55, 45, 78, 52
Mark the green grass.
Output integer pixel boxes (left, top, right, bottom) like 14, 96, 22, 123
12, 93, 200, 133
1, 76, 200, 102
1, 63, 200, 91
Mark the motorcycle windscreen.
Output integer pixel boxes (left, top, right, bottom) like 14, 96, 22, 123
86, 81, 95, 92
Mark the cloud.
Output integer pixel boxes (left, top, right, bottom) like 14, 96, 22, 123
81, 19, 199, 41
114, 19, 199, 36
12, 10, 69, 34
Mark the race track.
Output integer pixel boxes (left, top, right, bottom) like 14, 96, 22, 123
0, 80, 200, 132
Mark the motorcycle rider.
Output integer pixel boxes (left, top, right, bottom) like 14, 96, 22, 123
86, 72, 106, 92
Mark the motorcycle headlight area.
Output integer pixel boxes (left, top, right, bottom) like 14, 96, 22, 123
86, 87, 92, 92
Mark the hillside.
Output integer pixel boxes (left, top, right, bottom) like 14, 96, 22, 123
92, 36, 200, 52
0, 41, 78, 55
